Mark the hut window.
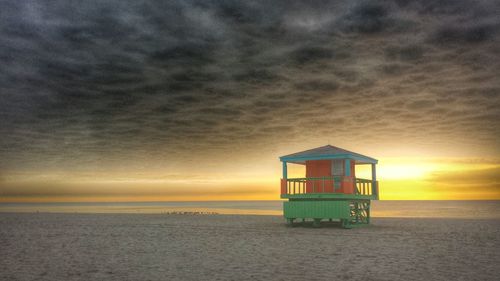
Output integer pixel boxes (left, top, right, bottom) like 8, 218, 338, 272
332, 159, 344, 176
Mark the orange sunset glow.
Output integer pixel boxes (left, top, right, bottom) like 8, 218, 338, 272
2, 154, 499, 202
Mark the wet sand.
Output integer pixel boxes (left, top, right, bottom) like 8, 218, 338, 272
1, 213, 499, 281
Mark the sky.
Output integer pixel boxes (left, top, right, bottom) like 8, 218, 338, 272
0, 0, 499, 202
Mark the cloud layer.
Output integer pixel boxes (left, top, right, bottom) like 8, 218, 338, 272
1, 0, 499, 176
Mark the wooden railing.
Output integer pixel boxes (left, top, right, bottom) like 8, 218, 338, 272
285, 177, 307, 195
355, 178, 379, 196
355, 178, 373, 195
285, 176, 339, 195
283, 177, 377, 196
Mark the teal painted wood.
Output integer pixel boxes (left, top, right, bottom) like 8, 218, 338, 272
283, 200, 350, 219
281, 193, 376, 200
345, 159, 351, 176
279, 145, 378, 164
371, 163, 378, 199
280, 154, 377, 164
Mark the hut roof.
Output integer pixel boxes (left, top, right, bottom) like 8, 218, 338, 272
280, 145, 377, 164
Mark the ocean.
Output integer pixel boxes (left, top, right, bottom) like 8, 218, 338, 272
1, 200, 499, 218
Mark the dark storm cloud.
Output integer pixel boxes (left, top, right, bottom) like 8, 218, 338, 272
0, 0, 500, 174
294, 80, 339, 92
290, 46, 334, 65
339, 2, 393, 34
232, 69, 282, 84
385, 45, 425, 61
431, 23, 498, 45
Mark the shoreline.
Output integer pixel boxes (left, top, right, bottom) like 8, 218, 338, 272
1, 211, 500, 220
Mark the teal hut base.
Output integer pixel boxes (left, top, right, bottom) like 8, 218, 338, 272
283, 198, 371, 229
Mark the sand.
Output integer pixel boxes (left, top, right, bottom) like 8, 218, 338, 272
1, 213, 499, 281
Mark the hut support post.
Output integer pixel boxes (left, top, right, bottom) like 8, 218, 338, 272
371, 164, 378, 199
344, 159, 351, 176
282, 161, 288, 180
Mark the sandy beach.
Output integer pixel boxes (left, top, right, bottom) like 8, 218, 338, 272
1, 213, 499, 281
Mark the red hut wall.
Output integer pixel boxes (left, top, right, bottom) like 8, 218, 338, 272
305, 160, 334, 193
304, 159, 357, 194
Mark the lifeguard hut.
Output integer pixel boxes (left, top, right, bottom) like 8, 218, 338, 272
280, 145, 379, 228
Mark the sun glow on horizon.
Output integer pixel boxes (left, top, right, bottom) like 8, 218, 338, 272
1, 157, 499, 202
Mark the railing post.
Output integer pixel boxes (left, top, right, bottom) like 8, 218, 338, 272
371, 163, 378, 199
